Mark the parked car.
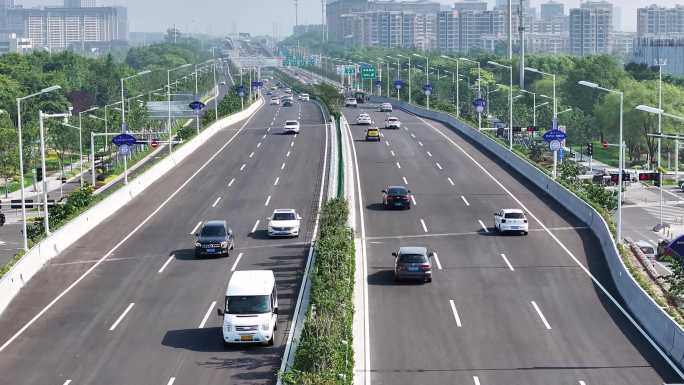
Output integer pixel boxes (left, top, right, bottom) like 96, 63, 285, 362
636, 240, 657, 260
194, 220, 235, 257
393, 246, 433, 283
282, 99, 293, 107
300, 93, 310, 101
493, 209, 529, 235
382, 185, 411, 210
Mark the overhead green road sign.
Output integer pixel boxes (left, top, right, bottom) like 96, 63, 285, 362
360, 65, 376, 79
344, 65, 356, 75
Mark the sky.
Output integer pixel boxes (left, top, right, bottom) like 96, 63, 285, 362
15, 0, 684, 35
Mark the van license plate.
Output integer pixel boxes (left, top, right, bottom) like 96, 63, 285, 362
240, 335, 253, 341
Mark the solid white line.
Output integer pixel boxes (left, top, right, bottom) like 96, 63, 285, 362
249, 151, 255, 158
251, 220, 260, 233
473, 376, 481, 385
436, 162, 443, 170
478, 220, 489, 233
231, 252, 244, 272
228, 177, 235, 187
427, 151, 432, 157
402, 176, 408, 185
390, 150, 395, 157
286, 150, 291, 157
396, 162, 401, 169
531, 301, 552, 330
461, 196, 470, 206
433, 252, 442, 270
211, 196, 222, 208
411, 195, 417, 206
420, 219, 428, 233
257, 142, 262, 148
190, 221, 202, 235
158, 255, 174, 274
198, 301, 216, 329
418, 141, 424, 146
449, 300, 462, 327
265, 195, 271, 206
274, 177, 280, 186
240, 163, 246, 171
281, 162, 286, 170
500, 253, 515, 271
448, 177, 455, 186
109, 303, 135, 331
166, 378, 176, 385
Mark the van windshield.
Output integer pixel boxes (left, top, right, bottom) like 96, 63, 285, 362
226, 295, 271, 314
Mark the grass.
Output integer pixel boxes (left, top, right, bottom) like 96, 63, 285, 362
590, 141, 621, 168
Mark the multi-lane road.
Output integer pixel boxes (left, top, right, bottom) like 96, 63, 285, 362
343, 104, 682, 385
0, 93, 329, 385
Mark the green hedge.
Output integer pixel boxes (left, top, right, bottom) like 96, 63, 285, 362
283, 198, 355, 385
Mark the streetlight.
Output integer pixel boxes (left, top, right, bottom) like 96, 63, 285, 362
397, 54, 412, 104
167, 63, 192, 155
459, 57, 481, 130
486, 86, 501, 117
386, 56, 400, 100
488, 61, 513, 151
15, 85, 61, 251
120, 70, 152, 130
580, 80, 624, 244
441, 55, 461, 118
525, 67, 557, 123
87, 113, 106, 187
520, 89, 538, 126
412, 53, 430, 110
76, 106, 98, 187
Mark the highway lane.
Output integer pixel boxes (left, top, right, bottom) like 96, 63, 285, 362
0, 96, 328, 385
344, 104, 681, 385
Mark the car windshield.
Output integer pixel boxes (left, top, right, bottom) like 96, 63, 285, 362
398, 254, 427, 263
504, 212, 525, 219
286, 121, 298, 125
201, 225, 225, 237
226, 295, 271, 314
387, 187, 407, 195
389, 118, 398, 122
273, 212, 296, 221
640, 246, 655, 255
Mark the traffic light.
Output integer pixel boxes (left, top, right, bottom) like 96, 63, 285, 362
35, 167, 43, 182
586, 142, 593, 156
602, 141, 609, 149
610, 171, 631, 184
526, 126, 538, 132
512, 126, 522, 133
638, 172, 660, 181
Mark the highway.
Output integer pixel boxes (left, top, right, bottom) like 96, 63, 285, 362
0, 93, 329, 385
343, 103, 682, 385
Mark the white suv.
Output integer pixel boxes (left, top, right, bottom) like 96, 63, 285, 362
379, 103, 393, 112
345, 98, 358, 107
300, 93, 310, 101
494, 209, 528, 235
268, 209, 302, 237
385, 116, 401, 129
284, 120, 300, 134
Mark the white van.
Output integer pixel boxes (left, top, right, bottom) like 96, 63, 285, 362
217, 270, 278, 346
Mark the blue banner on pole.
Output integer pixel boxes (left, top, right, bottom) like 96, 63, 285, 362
542, 129, 567, 142
112, 133, 136, 147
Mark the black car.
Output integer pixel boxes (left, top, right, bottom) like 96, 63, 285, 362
382, 185, 411, 210
282, 99, 293, 107
194, 220, 235, 257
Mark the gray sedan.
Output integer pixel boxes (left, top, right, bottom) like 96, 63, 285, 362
393, 246, 433, 283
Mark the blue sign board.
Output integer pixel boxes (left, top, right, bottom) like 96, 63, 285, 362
394, 79, 403, 89
235, 85, 245, 98
374, 80, 382, 86
472, 98, 486, 113
118, 144, 130, 156
189, 101, 206, 111
542, 129, 567, 142
112, 133, 136, 147
423, 84, 433, 92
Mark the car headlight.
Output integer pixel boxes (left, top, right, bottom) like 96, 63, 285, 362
261, 321, 270, 331
220, 241, 229, 248
195, 242, 201, 247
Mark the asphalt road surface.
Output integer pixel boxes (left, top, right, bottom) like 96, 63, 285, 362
344, 103, 681, 385
0, 96, 328, 385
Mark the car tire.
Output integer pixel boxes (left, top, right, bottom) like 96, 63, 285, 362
230, 242, 235, 250
426, 277, 432, 283
223, 340, 230, 348
267, 335, 274, 346
522, 231, 528, 235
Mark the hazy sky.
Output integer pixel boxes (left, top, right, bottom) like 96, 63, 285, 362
15, 0, 684, 35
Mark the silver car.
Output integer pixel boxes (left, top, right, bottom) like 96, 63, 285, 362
393, 246, 433, 283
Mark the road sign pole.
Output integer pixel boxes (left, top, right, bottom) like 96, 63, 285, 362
553, 150, 557, 179
123, 147, 128, 185
589, 154, 593, 174
91, 131, 96, 187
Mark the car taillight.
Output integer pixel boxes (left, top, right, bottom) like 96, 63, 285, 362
419, 264, 431, 271
403, 196, 410, 200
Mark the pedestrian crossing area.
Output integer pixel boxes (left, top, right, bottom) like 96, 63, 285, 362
627, 204, 684, 225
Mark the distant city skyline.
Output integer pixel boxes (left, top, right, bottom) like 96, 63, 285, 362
12, 0, 684, 35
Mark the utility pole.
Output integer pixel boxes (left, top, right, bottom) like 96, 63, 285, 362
519, 0, 525, 88
508, 0, 513, 60
294, 0, 299, 29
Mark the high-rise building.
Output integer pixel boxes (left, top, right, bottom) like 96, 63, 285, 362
569, 1, 613, 56
452, 0, 486, 13
540, 1, 563, 19
437, 9, 459, 52
637, 4, 684, 37
65, 0, 96, 7
633, 36, 684, 76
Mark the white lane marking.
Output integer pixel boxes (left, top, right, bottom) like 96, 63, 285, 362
435, 162, 443, 170
385, 140, 390, 147
411, 195, 417, 206
418, 141, 424, 147
578, 381, 586, 385
410, 133, 416, 138
257, 142, 262, 148
265, 195, 271, 206
531, 301, 552, 330
251, 220, 260, 233
500, 253, 515, 271
286, 150, 291, 157
417, 115, 684, 378
380, 132, 385, 138
158, 255, 174, 274
240, 163, 246, 171
199, 301, 217, 329
402, 176, 408, 185
478, 220, 489, 233
473, 376, 481, 385
189, 221, 202, 235
449, 300, 462, 327
290, 141, 295, 147
461, 196, 470, 206
262, 134, 267, 139
433, 252, 442, 270
109, 303, 135, 331
249, 151, 255, 158
390, 150, 396, 157
274, 177, 280, 186
267, 127, 271, 132
231, 252, 244, 272
396, 162, 401, 169
426, 151, 432, 157
448, 177, 455, 186
281, 162, 286, 170
228, 178, 235, 187
63, 380, 72, 385
420, 219, 428, 233
166, 378, 176, 385
211, 196, 222, 208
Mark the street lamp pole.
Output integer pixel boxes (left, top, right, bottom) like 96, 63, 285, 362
489, 61, 513, 151
78, 106, 98, 187
413, 53, 430, 110
38, 109, 72, 235
459, 57, 481, 130
167, 63, 192, 155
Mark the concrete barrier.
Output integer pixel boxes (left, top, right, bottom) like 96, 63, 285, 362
0, 99, 264, 316
371, 96, 684, 374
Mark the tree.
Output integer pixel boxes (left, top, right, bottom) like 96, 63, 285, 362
0, 123, 18, 197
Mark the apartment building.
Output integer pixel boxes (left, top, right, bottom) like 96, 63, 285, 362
569, 1, 613, 56
637, 4, 684, 37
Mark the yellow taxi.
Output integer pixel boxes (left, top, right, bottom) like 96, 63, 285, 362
366, 127, 381, 141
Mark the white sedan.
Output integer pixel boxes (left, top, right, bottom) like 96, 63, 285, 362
493, 208, 528, 235
357, 114, 373, 125
284, 120, 300, 134
270, 97, 280, 105
385, 116, 401, 129
268, 209, 302, 237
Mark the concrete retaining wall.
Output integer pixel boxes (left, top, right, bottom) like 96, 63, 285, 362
372, 96, 684, 373
0, 99, 263, 316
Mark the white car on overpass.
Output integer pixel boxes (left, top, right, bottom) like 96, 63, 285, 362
493, 208, 528, 235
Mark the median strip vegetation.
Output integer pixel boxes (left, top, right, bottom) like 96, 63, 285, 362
283, 198, 354, 385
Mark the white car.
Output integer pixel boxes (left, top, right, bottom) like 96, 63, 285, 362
493, 208, 528, 235
356, 114, 373, 125
268, 209, 301, 237
385, 116, 401, 129
379, 102, 393, 112
283, 120, 300, 134
270, 97, 280, 105
636, 240, 656, 260
300, 93, 310, 101
345, 98, 358, 108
